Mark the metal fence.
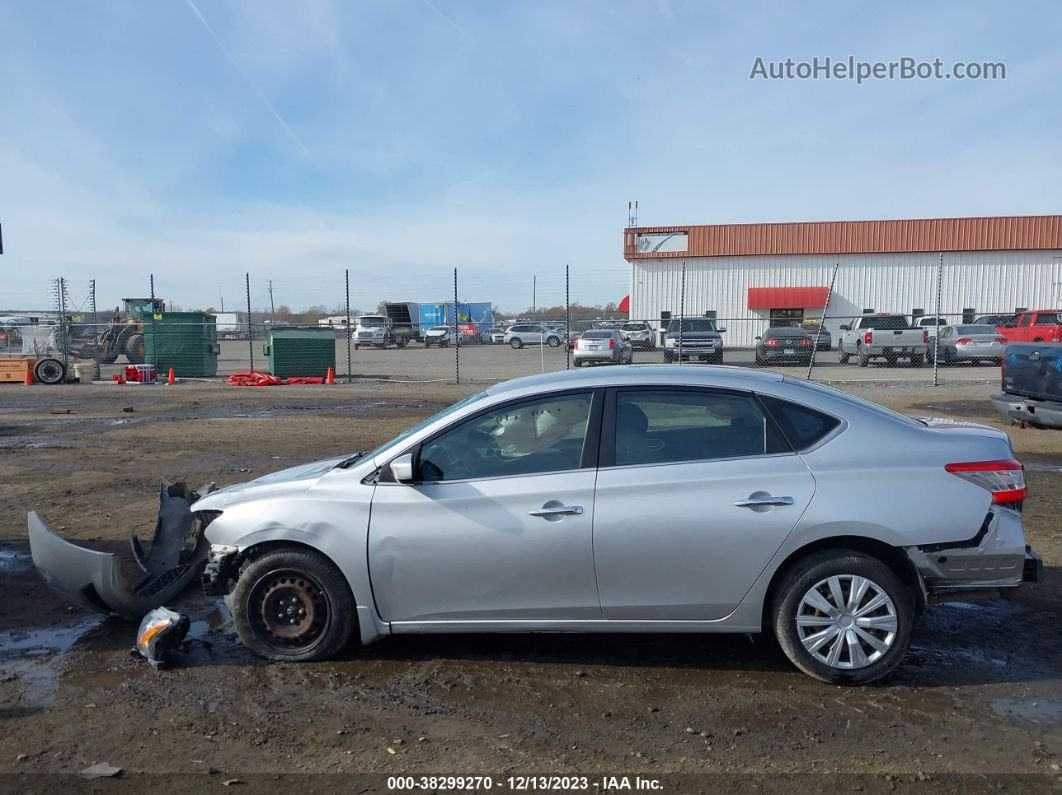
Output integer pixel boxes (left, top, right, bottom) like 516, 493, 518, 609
0, 260, 1040, 388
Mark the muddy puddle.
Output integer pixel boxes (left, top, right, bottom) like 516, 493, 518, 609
0, 616, 106, 707
992, 698, 1062, 727
0, 547, 32, 574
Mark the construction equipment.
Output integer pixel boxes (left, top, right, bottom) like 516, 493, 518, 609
97, 298, 166, 364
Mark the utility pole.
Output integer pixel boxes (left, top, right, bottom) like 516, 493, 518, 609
532, 275, 536, 320
268, 280, 276, 325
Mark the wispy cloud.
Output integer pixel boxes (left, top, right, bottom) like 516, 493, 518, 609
181, 0, 312, 158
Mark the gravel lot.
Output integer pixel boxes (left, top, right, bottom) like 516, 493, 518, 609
0, 376, 1059, 792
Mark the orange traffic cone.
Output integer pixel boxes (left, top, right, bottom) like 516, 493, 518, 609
24, 362, 34, 385
167, 367, 176, 385
325, 367, 335, 385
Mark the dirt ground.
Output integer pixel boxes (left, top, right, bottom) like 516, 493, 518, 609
0, 379, 1060, 793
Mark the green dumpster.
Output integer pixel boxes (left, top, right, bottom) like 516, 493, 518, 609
143, 312, 220, 378
264, 326, 336, 379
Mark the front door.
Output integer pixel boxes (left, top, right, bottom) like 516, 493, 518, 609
592, 388, 816, 620
368, 391, 602, 624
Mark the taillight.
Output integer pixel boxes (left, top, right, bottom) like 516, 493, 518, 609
800, 338, 811, 346
955, 337, 972, 345
945, 459, 1026, 504
764, 338, 779, 347
864, 331, 873, 345
574, 339, 581, 350
922, 329, 929, 344
995, 336, 1007, 344
609, 339, 615, 349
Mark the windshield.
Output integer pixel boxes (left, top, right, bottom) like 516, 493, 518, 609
784, 378, 924, 427
430, 326, 449, 331
668, 318, 717, 333
956, 325, 998, 335
359, 317, 387, 327
365, 391, 489, 462
622, 323, 646, 331
582, 330, 612, 339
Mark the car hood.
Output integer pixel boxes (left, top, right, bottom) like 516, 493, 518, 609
425, 329, 448, 336
667, 331, 721, 338
191, 456, 345, 511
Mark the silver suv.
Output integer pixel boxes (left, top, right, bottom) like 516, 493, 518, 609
620, 321, 655, 350
504, 324, 563, 349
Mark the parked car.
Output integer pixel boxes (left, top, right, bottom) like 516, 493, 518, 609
189, 366, 1039, 684
619, 321, 656, 350
838, 314, 929, 367
488, 327, 506, 345
755, 327, 815, 367
572, 330, 633, 366
663, 318, 726, 363
1001, 309, 1062, 344
800, 323, 832, 352
974, 313, 1017, 329
927, 324, 1006, 366
916, 316, 948, 339
504, 324, 563, 349
423, 325, 461, 348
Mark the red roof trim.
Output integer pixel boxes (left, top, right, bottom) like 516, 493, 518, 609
748, 287, 830, 310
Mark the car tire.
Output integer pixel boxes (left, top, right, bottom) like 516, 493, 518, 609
547, 336, 561, 348
910, 353, 925, 367
838, 350, 850, 364
663, 351, 673, 363
573, 358, 582, 367
772, 550, 914, 685
354, 344, 360, 350
857, 347, 870, 367
231, 547, 356, 662
510, 338, 523, 349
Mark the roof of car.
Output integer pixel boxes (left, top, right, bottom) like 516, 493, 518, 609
486, 365, 783, 397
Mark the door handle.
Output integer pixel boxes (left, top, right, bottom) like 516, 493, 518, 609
528, 505, 584, 518
733, 495, 794, 508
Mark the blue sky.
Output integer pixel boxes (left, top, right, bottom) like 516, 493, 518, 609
1, 0, 1060, 313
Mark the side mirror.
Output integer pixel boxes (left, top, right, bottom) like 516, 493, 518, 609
390, 453, 414, 483
839, 324, 850, 331
718, 327, 727, 333
755, 336, 762, 340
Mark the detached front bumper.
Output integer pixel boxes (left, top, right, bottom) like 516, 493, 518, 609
1024, 547, 1043, 583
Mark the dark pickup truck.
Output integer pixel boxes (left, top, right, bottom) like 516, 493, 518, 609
991, 342, 1062, 428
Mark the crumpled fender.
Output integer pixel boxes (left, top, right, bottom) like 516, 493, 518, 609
27, 482, 213, 620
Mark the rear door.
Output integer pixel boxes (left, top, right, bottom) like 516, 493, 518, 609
592, 387, 815, 620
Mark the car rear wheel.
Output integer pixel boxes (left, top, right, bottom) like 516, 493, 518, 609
231, 548, 356, 662
857, 347, 870, 367
772, 551, 913, 684
838, 351, 850, 364
547, 336, 561, 348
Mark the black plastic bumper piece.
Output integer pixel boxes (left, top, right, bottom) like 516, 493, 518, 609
201, 547, 240, 596
1023, 547, 1043, 583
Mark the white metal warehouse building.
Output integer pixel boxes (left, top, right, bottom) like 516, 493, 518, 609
623, 215, 1062, 348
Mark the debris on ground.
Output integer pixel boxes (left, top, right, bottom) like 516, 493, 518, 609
133, 606, 190, 669
79, 762, 122, 779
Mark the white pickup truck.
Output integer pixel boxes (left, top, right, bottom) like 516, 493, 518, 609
838, 313, 929, 367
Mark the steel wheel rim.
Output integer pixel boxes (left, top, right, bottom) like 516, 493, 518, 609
250, 569, 330, 650
796, 574, 897, 670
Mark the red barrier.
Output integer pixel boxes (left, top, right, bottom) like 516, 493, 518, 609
226, 371, 326, 387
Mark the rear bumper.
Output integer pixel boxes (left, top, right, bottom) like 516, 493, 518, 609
907, 508, 1029, 597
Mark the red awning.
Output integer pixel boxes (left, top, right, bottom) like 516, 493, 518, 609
747, 286, 830, 310
617, 295, 630, 313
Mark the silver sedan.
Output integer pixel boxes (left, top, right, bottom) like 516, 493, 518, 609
928, 324, 1007, 365
189, 366, 1038, 684
572, 329, 633, 366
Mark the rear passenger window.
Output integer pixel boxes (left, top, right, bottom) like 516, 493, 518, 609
613, 390, 789, 466
759, 395, 841, 450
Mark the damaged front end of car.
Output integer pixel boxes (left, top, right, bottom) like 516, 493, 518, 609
28, 481, 220, 620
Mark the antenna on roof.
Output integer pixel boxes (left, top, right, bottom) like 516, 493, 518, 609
628, 201, 638, 228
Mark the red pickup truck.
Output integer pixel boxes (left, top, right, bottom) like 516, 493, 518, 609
1002, 309, 1062, 343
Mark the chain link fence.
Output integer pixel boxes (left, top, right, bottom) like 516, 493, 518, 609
1, 260, 1045, 387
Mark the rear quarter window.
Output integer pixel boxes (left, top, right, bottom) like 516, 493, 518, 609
759, 395, 842, 451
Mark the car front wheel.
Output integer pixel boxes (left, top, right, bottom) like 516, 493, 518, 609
510, 338, 523, 349
231, 548, 356, 662
772, 551, 914, 685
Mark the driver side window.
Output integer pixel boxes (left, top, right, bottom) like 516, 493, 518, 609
419, 393, 593, 481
